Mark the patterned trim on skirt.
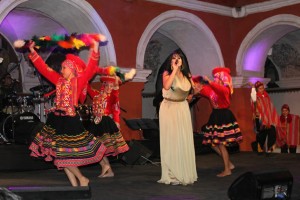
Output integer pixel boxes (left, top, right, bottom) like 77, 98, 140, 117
29, 112, 107, 169
88, 116, 129, 157
202, 108, 243, 146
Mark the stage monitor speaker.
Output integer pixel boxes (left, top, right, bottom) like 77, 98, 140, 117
121, 140, 153, 165
7, 186, 91, 200
0, 187, 22, 200
228, 169, 293, 200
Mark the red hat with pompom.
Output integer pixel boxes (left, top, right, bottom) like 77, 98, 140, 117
61, 54, 86, 77
254, 81, 264, 89
212, 67, 231, 76
212, 67, 233, 94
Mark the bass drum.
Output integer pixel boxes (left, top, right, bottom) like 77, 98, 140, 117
2, 112, 44, 144
0, 112, 9, 142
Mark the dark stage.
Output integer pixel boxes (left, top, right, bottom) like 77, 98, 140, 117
0, 144, 299, 200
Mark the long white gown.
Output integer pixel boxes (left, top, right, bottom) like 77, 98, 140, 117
158, 75, 198, 185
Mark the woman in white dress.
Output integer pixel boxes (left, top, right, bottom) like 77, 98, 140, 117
158, 50, 198, 186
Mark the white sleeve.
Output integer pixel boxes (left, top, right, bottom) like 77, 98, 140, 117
251, 87, 257, 102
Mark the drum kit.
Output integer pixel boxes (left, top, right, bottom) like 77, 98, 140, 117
77, 104, 93, 129
0, 84, 95, 144
0, 85, 52, 144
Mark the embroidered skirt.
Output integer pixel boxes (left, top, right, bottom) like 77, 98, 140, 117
88, 116, 129, 157
29, 112, 106, 169
202, 108, 243, 146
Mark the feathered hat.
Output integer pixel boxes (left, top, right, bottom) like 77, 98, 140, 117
13, 33, 108, 50
212, 67, 233, 94
100, 75, 122, 85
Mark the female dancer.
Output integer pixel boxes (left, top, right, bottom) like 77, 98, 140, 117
27, 37, 107, 186
194, 67, 242, 177
87, 69, 136, 178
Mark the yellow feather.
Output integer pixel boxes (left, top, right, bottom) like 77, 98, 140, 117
73, 38, 86, 49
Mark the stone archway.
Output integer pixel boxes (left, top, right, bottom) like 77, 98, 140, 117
0, 0, 118, 122
236, 14, 300, 80
236, 14, 300, 115
0, 0, 116, 93
137, 10, 224, 118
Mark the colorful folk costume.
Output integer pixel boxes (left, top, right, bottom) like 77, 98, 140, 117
87, 70, 136, 178
199, 68, 242, 146
250, 81, 279, 153
87, 75, 129, 157
276, 104, 300, 153
28, 50, 106, 169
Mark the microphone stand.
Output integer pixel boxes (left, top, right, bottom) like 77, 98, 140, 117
32, 67, 53, 123
33, 68, 45, 121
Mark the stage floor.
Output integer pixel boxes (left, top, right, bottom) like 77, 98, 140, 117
0, 145, 299, 200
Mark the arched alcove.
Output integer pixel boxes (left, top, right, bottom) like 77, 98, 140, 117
236, 14, 300, 115
0, 0, 119, 123
0, 0, 116, 93
137, 10, 224, 118
236, 14, 300, 79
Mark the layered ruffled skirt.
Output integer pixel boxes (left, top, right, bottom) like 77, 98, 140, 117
202, 108, 243, 146
29, 112, 106, 169
88, 116, 129, 157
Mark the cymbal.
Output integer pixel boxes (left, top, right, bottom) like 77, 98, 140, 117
16, 93, 33, 97
32, 98, 50, 104
30, 85, 50, 92
4, 94, 17, 99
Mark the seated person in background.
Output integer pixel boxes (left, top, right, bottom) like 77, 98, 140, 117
277, 104, 300, 153
0, 73, 22, 111
0, 73, 22, 94
250, 81, 279, 154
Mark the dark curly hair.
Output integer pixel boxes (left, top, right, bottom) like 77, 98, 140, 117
163, 49, 191, 79
153, 49, 193, 116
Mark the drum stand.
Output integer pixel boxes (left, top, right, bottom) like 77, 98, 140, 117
7, 113, 15, 143
33, 93, 48, 123
37, 101, 48, 123
0, 132, 9, 143
35, 95, 42, 120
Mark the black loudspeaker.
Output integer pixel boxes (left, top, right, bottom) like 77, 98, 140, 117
123, 118, 160, 159
228, 169, 293, 200
121, 140, 153, 165
7, 186, 91, 200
